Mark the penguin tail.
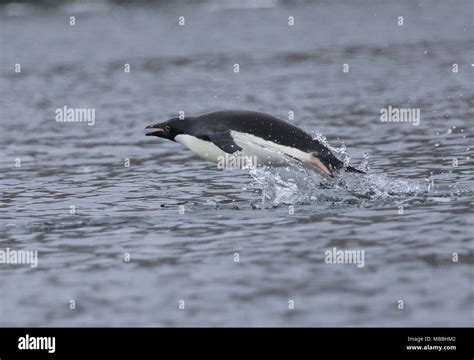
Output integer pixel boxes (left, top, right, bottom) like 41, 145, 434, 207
345, 165, 366, 174
310, 143, 367, 176
316, 151, 366, 175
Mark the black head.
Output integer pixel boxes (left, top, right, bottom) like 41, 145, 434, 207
145, 117, 185, 141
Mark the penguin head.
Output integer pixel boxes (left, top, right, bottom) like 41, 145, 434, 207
145, 117, 184, 141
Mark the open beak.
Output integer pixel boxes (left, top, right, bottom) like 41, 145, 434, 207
308, 155, 335, 177
145, 123, 164, 136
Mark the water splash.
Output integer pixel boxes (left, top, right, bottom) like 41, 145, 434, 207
243, 132, 434, 206
247, 160, 429, 207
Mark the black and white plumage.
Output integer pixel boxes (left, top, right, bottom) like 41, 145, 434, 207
145, 110, 364, 177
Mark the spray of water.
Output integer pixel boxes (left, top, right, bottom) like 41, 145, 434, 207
246, 154, 428, 207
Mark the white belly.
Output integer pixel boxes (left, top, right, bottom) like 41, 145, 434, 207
174, 132, 311, 169
175, 134, 228, 163
231, 131, 311, 165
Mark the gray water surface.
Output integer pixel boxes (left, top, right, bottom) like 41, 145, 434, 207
0, 0, 473, 326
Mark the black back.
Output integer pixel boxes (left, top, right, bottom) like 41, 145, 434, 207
187, 110, 322, 152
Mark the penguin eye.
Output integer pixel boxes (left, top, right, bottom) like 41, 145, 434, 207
165, 125, 171, 132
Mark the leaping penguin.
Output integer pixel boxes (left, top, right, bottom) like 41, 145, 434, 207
145, 110, 364, 177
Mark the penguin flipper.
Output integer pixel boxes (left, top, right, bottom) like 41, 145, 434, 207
198, 131, 243, 154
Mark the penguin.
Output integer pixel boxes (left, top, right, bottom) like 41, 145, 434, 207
145, 110, 364, 177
